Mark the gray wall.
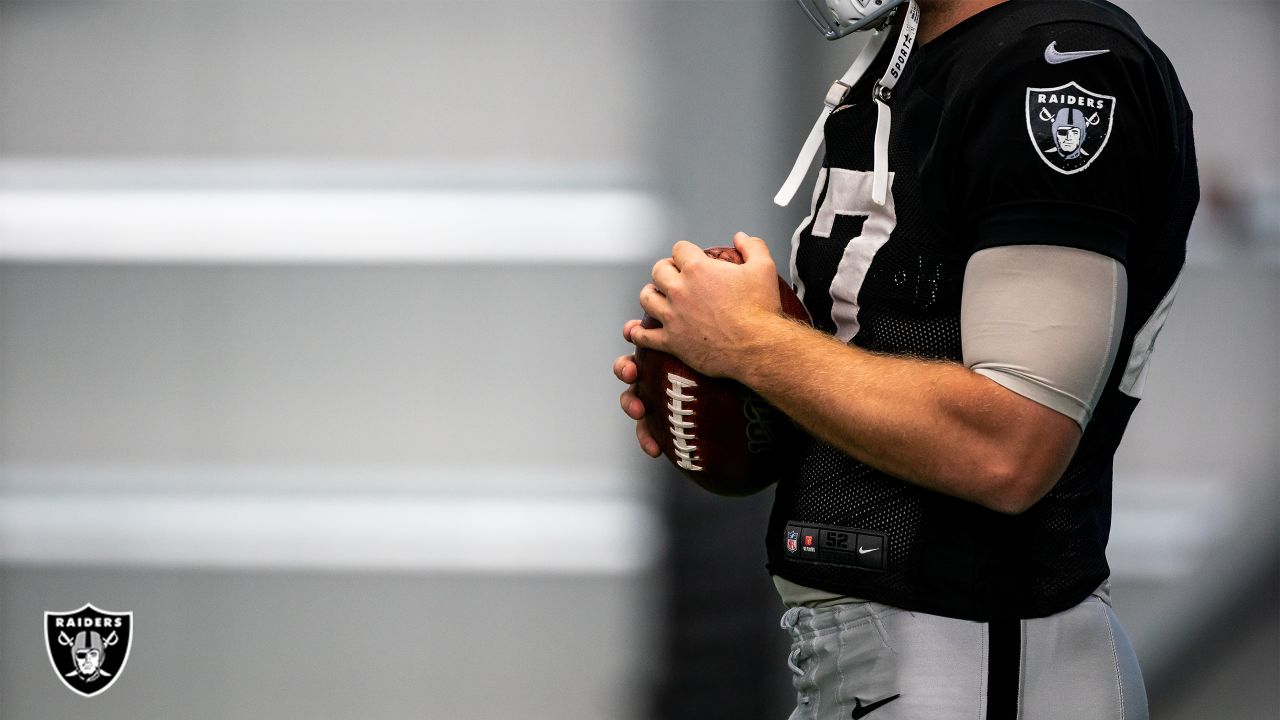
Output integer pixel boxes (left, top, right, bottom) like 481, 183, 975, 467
0, 0, 661, 166
0, 2, 799, 718
1, 1, 1277, 719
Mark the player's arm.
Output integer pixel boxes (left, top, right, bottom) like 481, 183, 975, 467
629, 234, 1125, 515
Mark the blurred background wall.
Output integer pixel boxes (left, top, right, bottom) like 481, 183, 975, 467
0, 1, 1275, 719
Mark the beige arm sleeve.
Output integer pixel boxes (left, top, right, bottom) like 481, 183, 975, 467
961, 245, 1128, 430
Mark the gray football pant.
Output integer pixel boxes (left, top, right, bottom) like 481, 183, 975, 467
779, 590, 1147, 720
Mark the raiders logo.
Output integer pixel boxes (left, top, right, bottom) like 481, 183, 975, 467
45, 604, 133, 698
1025, 82, 1116, 174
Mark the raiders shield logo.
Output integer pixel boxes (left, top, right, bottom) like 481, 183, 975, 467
45, 604, 133, 697
1025, 82, 1116, 174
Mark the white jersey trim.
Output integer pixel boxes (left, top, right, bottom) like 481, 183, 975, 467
1119, 269, 1183, 398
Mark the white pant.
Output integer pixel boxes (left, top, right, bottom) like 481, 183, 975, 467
779, 589, 1148, 720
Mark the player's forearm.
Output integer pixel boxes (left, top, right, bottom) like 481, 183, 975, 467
734, 314, 1078, 513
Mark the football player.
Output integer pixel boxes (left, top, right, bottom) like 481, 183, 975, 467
614, 0, 1197, 718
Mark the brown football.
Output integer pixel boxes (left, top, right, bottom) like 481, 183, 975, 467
634, 246, 812, 496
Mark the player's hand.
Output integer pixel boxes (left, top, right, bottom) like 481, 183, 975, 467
614, 320, 661, 458
631, 232, 782, 379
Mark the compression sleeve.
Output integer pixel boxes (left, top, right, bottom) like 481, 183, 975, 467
961, 244, 1127, 430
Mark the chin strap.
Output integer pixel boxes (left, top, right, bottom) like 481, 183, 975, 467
774, 0, 921, 208
772, 29, 888, 207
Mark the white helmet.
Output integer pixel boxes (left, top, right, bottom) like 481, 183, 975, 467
795, 0, 909, 39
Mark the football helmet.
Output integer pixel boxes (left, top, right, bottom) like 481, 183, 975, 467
795, 0, 909, 39
71, 631, 108, 676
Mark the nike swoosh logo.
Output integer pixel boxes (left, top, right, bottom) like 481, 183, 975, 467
1044, 41, 1110, 64
858, 546, 879, 555
851, 694, 901, 719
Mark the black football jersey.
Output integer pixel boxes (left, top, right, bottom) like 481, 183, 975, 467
766, 0, 1198, 621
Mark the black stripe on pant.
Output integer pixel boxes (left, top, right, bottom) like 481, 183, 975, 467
987, 618, 1022, 720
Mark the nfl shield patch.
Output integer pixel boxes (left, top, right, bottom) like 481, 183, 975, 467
45, 604, 133, 697
1025, 81, 1116, 174
785, 529, 800, 555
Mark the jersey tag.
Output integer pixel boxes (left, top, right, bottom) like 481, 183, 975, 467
784, 521, 887, 571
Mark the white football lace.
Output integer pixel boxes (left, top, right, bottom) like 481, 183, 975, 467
665, 373, 702, 471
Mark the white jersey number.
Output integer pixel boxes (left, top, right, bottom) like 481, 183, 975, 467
789, 168, 899, 342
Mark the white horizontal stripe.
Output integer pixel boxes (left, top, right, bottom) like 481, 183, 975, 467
0, 467, 1235, 580
0, 494, 660, 575
0, 462, 640, 498
0, 189, 665, 264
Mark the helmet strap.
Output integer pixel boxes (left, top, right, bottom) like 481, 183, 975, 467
870, 0, 919, 205
774, 0, 921, 208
